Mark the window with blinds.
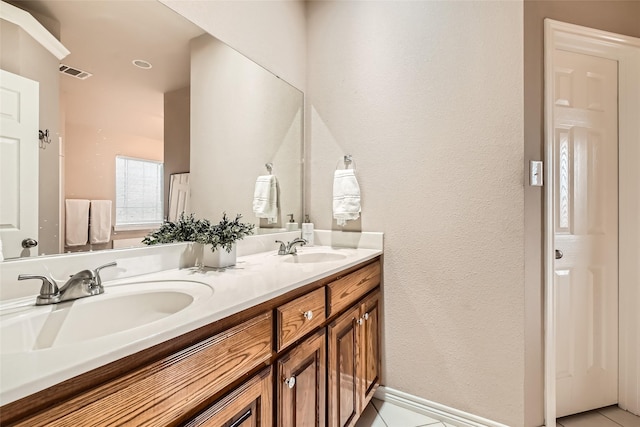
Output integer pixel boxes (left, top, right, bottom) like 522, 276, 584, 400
115, 156, 163, 229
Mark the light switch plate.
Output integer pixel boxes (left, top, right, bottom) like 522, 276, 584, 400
530, 161, 543, 186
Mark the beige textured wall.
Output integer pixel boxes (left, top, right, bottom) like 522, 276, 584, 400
159, 0, 307, 226
523, 2, 640, 425
0, 19, 61, 256
307, 1, 525, 425
160, 0, 306, 91
64, 123, 163, 209
189, 34, 303, 227
164, 87, 190, 215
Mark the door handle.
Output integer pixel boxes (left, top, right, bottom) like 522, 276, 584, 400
22, 238, 38, 249
555, 249, 563, 260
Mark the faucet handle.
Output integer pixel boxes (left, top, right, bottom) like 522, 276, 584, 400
275, 240, 287, 255
94, 261, 117, 287
288, 238, 307, 254
18, 274, 60, 305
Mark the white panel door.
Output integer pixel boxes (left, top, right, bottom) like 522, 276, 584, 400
168, 172, 190, 222
0, 69, 39, 259
553, 50, 619, 417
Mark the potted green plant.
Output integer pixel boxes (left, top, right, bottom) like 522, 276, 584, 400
142, 213, 211, 246
143, 213, 254, 268
199, 213, 255, 267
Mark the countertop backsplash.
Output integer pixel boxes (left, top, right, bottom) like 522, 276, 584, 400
0, 230, 383, 301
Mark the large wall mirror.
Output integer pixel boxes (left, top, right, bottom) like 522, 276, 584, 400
0, 0, 303, 260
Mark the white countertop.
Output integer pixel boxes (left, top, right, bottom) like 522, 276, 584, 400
0, 245, 381, 406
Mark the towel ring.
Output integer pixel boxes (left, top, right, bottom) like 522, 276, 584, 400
265, 163, 274, 174
335, 155, 356, 171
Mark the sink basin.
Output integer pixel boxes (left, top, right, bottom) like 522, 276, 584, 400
283, 252, 348, 264
0, 280, 211, 355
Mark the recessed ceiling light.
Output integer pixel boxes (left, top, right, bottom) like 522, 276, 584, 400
132, 59, 152, 69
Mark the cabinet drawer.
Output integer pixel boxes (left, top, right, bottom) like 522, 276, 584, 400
15, 313, 273, 427
184, 367, 272, 427
327, 261, 380, 318
277, 286, 326, 351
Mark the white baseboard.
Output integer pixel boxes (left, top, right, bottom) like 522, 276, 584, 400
374, 386, 511, 427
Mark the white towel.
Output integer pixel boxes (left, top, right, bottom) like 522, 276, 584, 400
90, 200, 112, 244
333, 169, 361, 226
253, 175, 278, 224
65, 199, 90, 246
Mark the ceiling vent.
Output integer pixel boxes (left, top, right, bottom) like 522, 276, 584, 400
59, 64, 92, 80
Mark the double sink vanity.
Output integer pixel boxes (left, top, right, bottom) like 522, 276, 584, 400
0, 233, 383, 426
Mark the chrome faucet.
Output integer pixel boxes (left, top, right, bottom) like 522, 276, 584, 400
18, 262, 117, 306
275, 238, 307, 255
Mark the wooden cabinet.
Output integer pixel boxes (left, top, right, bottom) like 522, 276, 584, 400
184, 367, 272, 427
277, 328, 326, 427
360, 290, 381, 405
277, 286, 326, 352
10, 313, 273, 427
327, 261, 380, 317
328, 290, 381, 427
278, 259, 381, 427
1, 258, 381, 427
328, 304, 361, 427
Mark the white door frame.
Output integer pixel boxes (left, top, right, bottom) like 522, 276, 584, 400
544, 19, 640, 425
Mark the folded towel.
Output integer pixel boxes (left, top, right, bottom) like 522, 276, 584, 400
90, 200, 112, 244
333, 169, 361, 226
65, 199, 90, 246
253, 175, 278, 224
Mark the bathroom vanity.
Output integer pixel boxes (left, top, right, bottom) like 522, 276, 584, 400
0, 245, 382, 427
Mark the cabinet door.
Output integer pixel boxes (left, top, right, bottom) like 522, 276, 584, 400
184, 367, 272, 427
277, 328, 326, 427
359, 290, 381, 406
327, 304, 360, 427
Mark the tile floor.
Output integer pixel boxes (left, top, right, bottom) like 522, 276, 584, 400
355, 399, 640, 427
354, 398, 455, 427
557, 405, 640, 427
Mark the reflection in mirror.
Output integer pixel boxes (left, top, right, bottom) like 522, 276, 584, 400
168, 172, 191, 222
0, 0, 303, 260
190, 33, 303, 233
